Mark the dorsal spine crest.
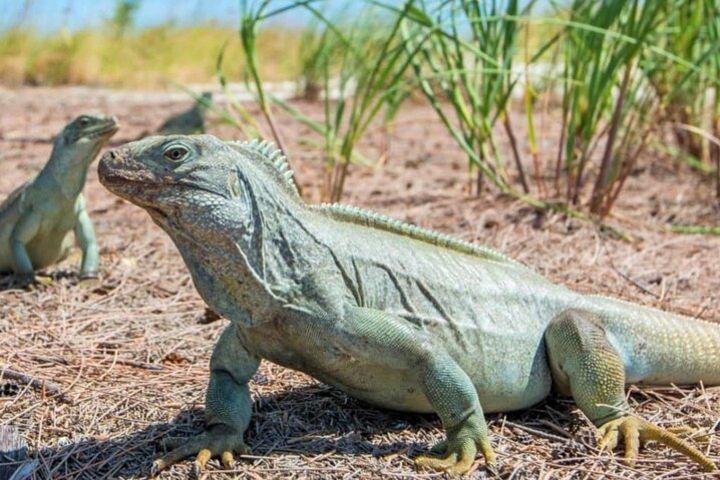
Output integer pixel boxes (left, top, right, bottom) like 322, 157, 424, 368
228, 140, 520, 266
229, 139, 298, 196
315, 203, 523, 266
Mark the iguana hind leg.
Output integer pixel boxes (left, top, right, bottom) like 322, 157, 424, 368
152, 325, 259, 476
545, 309, 715, 471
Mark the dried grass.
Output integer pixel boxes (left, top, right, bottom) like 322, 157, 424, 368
0, 87, 719, 479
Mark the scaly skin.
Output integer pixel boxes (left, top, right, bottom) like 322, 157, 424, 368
0, 115, 118, 284
98, 135, 719, 475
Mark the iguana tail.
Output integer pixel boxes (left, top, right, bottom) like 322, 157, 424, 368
588, 295, 720, 386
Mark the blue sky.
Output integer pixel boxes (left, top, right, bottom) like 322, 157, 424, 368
1, 0, 548, 33
0, 0, 314, 32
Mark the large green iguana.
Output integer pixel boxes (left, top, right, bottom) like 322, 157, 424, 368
0, 115, 118, 284
98, 135, 719, 476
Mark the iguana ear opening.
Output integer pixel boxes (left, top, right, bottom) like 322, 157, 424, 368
227, 171, 243, 199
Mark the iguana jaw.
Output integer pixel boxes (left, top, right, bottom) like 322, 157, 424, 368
62, 115, 119, 145
84, 121, 119, 141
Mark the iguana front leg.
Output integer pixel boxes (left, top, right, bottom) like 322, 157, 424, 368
338, 306, 495, 475
152, 325, 259, 476
74, 196, 99, 279
9, 211, 40, 285
545, 309, 715, 471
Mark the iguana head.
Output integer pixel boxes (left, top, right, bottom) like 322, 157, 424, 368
46, 115, 119, 197
98, 134, 299, 234
101, 134, 301, 322
56, 114, 119, 167
61, 114, 119, 146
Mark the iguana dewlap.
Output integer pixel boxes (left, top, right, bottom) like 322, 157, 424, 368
98, 134, 719, 475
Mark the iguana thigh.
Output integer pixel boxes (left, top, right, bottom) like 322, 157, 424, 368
544, 309, 714, 470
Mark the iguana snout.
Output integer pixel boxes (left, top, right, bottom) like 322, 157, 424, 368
98, 135, 242, 216
62, 114, 119, 145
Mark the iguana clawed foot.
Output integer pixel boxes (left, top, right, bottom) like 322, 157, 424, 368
152, 425, 250, 477
415, 414, 496, 475
13, 274, 53, 289
79, 271, 99, 281
77, 272, 101, 289
597, 416, 715, 471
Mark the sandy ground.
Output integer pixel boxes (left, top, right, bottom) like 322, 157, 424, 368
1, 86, 720, 479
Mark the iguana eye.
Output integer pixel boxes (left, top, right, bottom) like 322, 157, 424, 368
164, 146, 189, 162
79, 117, 90, 126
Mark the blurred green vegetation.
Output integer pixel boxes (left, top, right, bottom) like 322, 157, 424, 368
220, 0, 720, 215
0, 25, 302, 87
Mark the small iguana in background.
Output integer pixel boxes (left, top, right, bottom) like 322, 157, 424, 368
157, 92, 212, 135
0, 114, 118, 285
98, 134, 719, 476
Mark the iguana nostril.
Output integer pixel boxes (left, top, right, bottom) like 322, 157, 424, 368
105, 149, 125, 165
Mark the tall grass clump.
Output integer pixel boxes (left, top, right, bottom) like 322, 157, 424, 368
297, 18, 329, 102
641, 0, 720, 198
555, 0, 668, 216
232, 0, 424, 201
401, 0, 536, 196
400, 0, 709, 218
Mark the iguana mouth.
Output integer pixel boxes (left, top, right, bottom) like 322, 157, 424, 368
85, 122, 119, 140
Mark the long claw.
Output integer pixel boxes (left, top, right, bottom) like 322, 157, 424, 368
597, 416, 716, 472
445, 441, 477, 476
415, 452, 458, 470
35, 275, 54, 287
415, 437, 494, 475
221, 451, 236, 469
153, 435, 208, 476
192, 449, 212, 478
478, 437, 496, 466
640, 420, 715, 471
598, 426, 619, 451
620, 419, 639, 465
152, 429, 249, 475
195, 448, 211, 468
150, 459, 163, 477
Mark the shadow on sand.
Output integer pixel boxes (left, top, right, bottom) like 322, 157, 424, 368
1, 383, 447, 479
0, 270, 83, 293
